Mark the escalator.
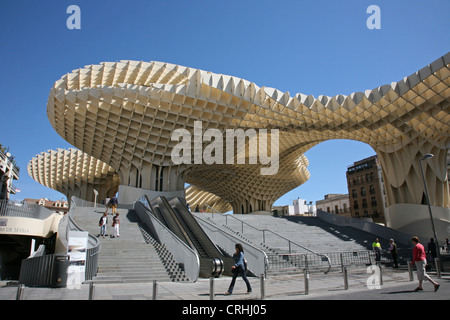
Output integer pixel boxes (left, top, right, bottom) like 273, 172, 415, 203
148, 196, 234, 277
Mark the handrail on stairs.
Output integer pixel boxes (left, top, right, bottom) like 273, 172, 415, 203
199, 204, 331, 274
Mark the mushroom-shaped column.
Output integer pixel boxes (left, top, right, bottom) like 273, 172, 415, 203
28, 148, 120, 203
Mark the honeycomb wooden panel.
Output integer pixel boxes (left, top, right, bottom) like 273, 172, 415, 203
28, 148, 119, 202
46, 54, 449, 213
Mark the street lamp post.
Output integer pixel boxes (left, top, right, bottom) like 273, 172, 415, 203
418, 153, 442, 271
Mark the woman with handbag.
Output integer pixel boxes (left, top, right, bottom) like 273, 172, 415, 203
225, 243, 252, 295
410, 236, 440, 292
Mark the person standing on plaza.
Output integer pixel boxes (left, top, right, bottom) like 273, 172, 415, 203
99, 212, 108, 239
388, 238, 398, 268
112, 213, 120, 238
225, 243, 252, 295
372, 238, 382, 262
427, 238, 437, 266
410, 236, 439, 292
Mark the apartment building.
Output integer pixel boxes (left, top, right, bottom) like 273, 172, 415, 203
316, 194, 350, 216
0, 146, 19, 200
346, 155, 387, 224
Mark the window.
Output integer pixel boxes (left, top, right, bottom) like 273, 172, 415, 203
361, 187, 366, 196
369, 185, 375, 194
352, 189, 357, 197
362, 199, 368, 208
371, 197, 377, 207
353, 201, 359, 209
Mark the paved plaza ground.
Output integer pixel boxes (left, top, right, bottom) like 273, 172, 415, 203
1, 265, 448, 301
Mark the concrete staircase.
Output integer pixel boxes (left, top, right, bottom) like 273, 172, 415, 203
193, 212, 375, 255
72, 206, 188, 283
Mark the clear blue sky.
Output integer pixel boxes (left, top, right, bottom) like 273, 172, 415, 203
1, 0, 449, 205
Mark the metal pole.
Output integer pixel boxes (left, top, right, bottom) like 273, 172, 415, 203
340, 252, 344, 273
89, 282, 95, 300
209, 277, 215, 300
434, 258, 441, 278
377, 262, 383, 286
16, 284, 25, 300
260, 274, 265, 300
304, 269, 309, 295
408, 261, 414, 281
419, 157, 443, 271
153, 280, 158, 300
343, 266, 348, 290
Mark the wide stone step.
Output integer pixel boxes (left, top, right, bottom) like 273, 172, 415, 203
98, 263, 166, 269
73, 206, 189, 283
92, 275, 170, 283
98, 257, 162, 263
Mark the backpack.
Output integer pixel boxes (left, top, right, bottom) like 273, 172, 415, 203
99, 216, 107, 226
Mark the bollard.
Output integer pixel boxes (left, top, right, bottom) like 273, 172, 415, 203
260, 274, 265, 300
89, 282, 95, 300
16, 284, 25, 300
407, 262, 414, 281
153, 280, 158, 300
434, 258, 441, 278
377, 262, 383, 286
343, 266, 348, 290
304, 269, 309, 295
209, 277, 215, 300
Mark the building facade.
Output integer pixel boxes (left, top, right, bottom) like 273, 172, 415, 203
272, 198, 316, 216
0, 146, 19, 201
346, 155, 387, 224
24, 198, 69, 214
316, 194, 350, 216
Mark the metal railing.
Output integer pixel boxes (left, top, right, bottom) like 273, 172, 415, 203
0, 200, 53, 219
195, 215, 269, 276
200, 204, 331, 273
267, 250, 378, 274
57, 197, 101, 281
19, 254, 69, 287
135, 197, 200, 282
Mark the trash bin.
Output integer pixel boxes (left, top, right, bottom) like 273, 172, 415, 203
51, 254, 69, 288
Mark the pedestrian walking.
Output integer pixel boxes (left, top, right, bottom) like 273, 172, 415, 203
410, 236, 440, 292
110, 195, 118, 215
225, 243, 252, 295
104, 197, 110, 214
112, 213, 120, 238
388, 238, 398, 268
372, 238, 382, 262
99, 213, 108, 239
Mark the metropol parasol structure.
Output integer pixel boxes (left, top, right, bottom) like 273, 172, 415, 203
29, 52, 449, 237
